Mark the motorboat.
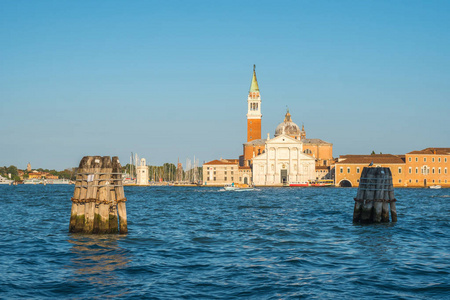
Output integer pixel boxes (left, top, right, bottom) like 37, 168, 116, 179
224, 183, 255, 191
289, 182, 309, 187
309, 179, 334, 187
429, 185, 441, 189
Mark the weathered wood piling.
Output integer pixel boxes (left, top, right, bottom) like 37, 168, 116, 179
353, 167, 397, 224
69, 156, 128, 234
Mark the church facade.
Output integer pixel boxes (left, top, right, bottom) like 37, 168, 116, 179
239, 66, 333, 186
252, 135, 315, 185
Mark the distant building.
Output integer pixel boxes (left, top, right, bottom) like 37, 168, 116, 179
28, 171, 58, 180
27, 162, 31, 172
335, 148, 450, 187
252, 135, 316, 186
335, 154, 405, 187
404, 148, 450, 187
207, 65, 334, 186
203, 159, 239, 186
136, 158, 149, 185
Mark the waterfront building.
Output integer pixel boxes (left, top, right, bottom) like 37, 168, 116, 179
136, 158, 149, 185
334, 154, 405, 187
404, 148, 450, 187
206, 65, 334, 186
334, 148, 450, 187
244, 109, 333, 185
252, 135, 315, 186
203, 159, 239, 186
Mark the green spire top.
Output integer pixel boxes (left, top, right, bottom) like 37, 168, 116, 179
249, 64, 259, 92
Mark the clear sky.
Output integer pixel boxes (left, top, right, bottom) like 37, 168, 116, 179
1, 0, 449, 170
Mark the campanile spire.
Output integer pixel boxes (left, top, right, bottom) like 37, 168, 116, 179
250, 64, 259, 92
247, 65, 262, 142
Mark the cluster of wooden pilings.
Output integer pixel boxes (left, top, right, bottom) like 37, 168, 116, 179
69, 156, 128, 234
353, 167, 397, 224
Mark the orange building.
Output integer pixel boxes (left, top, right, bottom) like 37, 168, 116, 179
335, 148, 450, 188
404, 148, 450, 187
335, 154, 405, 187
303, 139, 334, 167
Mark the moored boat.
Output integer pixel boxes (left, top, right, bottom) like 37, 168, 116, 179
429, 185, 441, 189
23, 179, 43, 185
224, 183, 255, 191
309, 179, 334, 187
289, 182, 309, 187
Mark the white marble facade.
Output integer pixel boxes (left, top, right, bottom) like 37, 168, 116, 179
252, 135, 315, 186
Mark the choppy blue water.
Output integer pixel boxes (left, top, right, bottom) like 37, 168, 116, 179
0, 185, 449, 299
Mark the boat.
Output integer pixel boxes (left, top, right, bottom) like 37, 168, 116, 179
429, 185, 441, 189
224, 183, 255, 191
44, 179, 71, 185
309, 179, 334, 187
0, 175, 13, 185
289, 182, 310, 187
23, 179, 43, 185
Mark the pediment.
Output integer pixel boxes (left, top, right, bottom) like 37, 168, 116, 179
266, 134, 302, 145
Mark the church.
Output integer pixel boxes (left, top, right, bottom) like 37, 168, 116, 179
239, 65, 333, 186
203, 66, 333, 186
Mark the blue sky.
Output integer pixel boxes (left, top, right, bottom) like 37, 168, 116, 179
1, 0, 449, 170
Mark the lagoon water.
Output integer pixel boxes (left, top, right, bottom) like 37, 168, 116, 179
0, 185, 449, 299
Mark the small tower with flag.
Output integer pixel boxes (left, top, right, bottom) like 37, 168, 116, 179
247, 65, 262, 142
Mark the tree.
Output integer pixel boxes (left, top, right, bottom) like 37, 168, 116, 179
7, 165, 18, 178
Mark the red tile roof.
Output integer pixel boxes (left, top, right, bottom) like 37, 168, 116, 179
407, 148, 450, 155
203, 160, 238, 165
337, 154, 405, 164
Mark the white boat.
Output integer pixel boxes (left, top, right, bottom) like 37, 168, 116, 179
429, 185, 441, 189
45, 179, 70, 185
224, 183, 255, 191
0, 175, 13, 185
23, 179, 43, 185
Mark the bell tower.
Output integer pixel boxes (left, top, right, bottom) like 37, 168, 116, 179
247, 65, 262, 142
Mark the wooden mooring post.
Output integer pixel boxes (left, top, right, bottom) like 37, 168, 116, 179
353, 167, 397, 224
69, 156, 128, 234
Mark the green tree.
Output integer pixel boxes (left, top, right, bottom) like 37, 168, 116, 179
7, 165, 18, 178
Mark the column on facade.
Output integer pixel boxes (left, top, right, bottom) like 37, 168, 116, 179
265, 146, 270, 185
297, 148, 301, 182
274, 147, 277, 183
289, 147, 292, 183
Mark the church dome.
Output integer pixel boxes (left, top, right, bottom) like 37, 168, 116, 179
274, 110, 302, 137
